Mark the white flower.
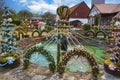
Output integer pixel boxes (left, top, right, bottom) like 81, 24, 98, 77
7, 18, 12, 22
109, 64, 116, 71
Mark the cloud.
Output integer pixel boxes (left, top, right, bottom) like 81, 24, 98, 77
11, 0, 91, 14
27, 0, 58, 13
25, 0, 85, 14
13, 0, 27, 3
19, 0, 27, 3
106, 0, 120, 4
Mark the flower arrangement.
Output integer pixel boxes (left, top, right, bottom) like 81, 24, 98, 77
104, 59, 120, 77
58, 45, 99, 79
105, 47, 119, 56
104, 46, 120, 77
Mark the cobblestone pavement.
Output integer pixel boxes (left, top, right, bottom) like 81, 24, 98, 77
104, 70, 120, 80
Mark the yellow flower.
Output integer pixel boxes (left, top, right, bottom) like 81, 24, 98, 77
104, 59, 114, 65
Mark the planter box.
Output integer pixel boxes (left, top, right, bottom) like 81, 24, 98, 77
0, 58, 20, 69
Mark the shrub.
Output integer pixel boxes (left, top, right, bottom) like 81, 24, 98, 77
12, 20, 21, 26
94, 16, 99, 26
45, 25, 52, 31
83, 23, 91, 30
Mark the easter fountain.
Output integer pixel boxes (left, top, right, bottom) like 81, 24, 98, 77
23, 5, 100, 79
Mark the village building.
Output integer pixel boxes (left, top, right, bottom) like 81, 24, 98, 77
89, 0, 120, 29
69, 1, 90, 26
114, 12, 120, 20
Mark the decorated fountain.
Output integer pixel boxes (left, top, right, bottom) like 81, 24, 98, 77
0, 6, 20, 68
23, 5, 100, 79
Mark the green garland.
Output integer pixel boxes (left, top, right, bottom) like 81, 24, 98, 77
40, 30, 48, 36
85, 30, 95, 37
57, 5, 70, 19
23, 45, 56, 73
95, 30, 106, 38
58, 45, 99, 79
32, 29, 40, 37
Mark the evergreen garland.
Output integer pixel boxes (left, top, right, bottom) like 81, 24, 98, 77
23, 45, 56, 73
57, 5, 70, 19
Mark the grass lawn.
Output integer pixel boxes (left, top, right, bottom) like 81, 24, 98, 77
84, 44, 108, 64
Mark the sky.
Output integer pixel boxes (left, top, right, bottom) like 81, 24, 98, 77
5, 0, 120, 14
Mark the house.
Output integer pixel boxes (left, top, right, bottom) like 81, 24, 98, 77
70, 20, 82, 28
69, 1, 90, 24
89, 3, 120, 28
114, 12, 120, 20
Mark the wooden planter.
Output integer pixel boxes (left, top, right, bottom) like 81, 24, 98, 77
104, 63, 120, 77
0, 58, 20, 69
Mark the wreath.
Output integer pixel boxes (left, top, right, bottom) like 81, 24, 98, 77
95, 31, 106, 38
32, 29, 40, 37
85, 30, 95, 37
40, 30, 48, 36
57, 5, 70, 19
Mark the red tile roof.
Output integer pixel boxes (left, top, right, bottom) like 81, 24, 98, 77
70, 3, 79, 15
69, 1, 90, 18
94, 4, 120, 14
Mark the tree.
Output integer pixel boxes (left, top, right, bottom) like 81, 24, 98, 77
0, 8, 16, 25
18, 10, 33, 21
0, 8, 16, 20
83, 23, 91, 30
41, 12, 55, 25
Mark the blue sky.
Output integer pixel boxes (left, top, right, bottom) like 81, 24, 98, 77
5, 0, 120, 14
